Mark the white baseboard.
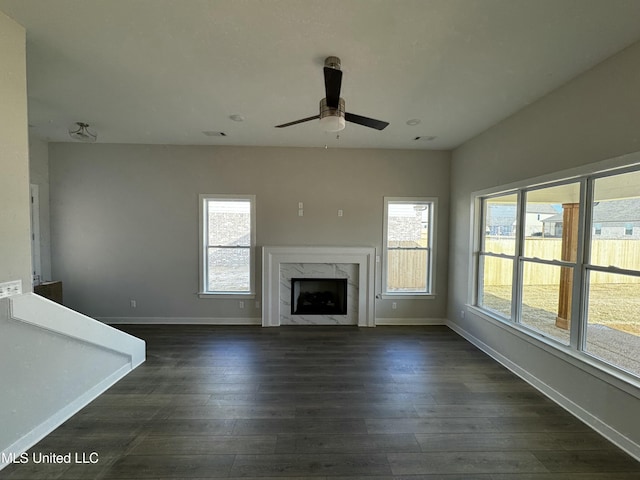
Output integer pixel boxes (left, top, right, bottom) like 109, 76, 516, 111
99, 317, 448, 327
446, 319, 640, 462
375, 317, 447, 326
97, 316, 261, 325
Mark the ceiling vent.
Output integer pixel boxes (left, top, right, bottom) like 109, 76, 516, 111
414, 136, 437, 142
202, 131, 227, 137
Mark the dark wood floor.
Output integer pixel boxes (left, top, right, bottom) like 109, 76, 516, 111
2, 325, 639, 479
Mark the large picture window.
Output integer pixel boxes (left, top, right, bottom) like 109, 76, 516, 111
474, 167, 640, 380
383, 197, 436, 296
199, 194, 255, 296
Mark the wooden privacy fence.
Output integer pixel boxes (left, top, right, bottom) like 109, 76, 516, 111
484, 238, 640, 285
387, 250, 428, 290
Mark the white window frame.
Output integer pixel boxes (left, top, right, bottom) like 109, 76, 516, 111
471, 162, 640, 387
198, 194, 256, 298
382, 196, 437, 298
476, 190, 520, 321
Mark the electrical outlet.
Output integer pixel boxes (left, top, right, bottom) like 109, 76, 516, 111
239, 300, 245, 309
0, 280, 22, 299
460, 310, 465, 319
391, 302, 397, 310
130, 300, 137, 308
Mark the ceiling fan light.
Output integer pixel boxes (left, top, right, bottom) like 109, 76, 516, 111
68, 122, 97, 143
319, 97, 346, 132
319, 114, 345, 132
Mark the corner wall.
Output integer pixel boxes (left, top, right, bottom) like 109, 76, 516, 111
0, 11, 31, 290
449, 40, 640, 455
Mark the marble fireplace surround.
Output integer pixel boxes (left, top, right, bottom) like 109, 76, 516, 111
262, 246, 376, 327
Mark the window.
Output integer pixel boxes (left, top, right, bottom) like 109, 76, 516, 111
478, 193, 517, 318
519, 182, 581, 345
473, 167, 640, 381
199, 194, 255, 296
383, 197, 436, 296
584, 170, 640, 372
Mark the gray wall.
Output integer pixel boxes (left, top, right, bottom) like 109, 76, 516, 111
49, 144, 450, 322
0, 11, 30, 291
449, 41, 640, 452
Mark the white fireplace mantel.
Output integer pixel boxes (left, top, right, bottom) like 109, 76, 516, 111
262, 246, 376, 327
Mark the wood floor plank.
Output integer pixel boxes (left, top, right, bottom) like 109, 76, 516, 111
2, 325, 638, 480
387, 451, 549, 475
229, 453, 392, 477
365, 416, 500, 434
232, 418, 369, 435
128, 435, 277, 455
415, 432, 616, 452
102, 454, 236, 478
414, 403, 561, 418
532, 450, 640, 473
274, 433, 421, 454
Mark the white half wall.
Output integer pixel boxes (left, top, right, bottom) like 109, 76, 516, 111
0, 294, 145, 471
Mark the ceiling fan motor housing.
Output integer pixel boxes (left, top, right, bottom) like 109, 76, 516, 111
320, 97, 345, 118
324, 56, 341, 70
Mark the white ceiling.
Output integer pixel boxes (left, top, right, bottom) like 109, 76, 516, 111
2, 0, 640, 150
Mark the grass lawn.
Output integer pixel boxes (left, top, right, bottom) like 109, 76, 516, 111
482, 284, 640, 336
481, 284, 640, 377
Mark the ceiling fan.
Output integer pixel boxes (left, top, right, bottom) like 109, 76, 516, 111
275, 56, 389, 132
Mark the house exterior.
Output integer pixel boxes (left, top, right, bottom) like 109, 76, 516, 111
543, 198, 640, 238
485, 203, 558, 237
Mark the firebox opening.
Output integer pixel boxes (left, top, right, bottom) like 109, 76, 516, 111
291, 278, 348, 315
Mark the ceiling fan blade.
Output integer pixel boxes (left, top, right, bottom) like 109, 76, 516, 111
324, 66, 343, 108
345, 112, 389, 130
275, 115, 320, 128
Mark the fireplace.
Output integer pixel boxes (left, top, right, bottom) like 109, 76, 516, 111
291, 278, 347, 315
262, 246, 376, 327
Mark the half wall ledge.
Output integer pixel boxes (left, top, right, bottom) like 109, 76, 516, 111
0, 293, 145, 471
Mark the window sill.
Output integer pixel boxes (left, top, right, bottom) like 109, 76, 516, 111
380, 293, 437, 300
198, 292, 256, 300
